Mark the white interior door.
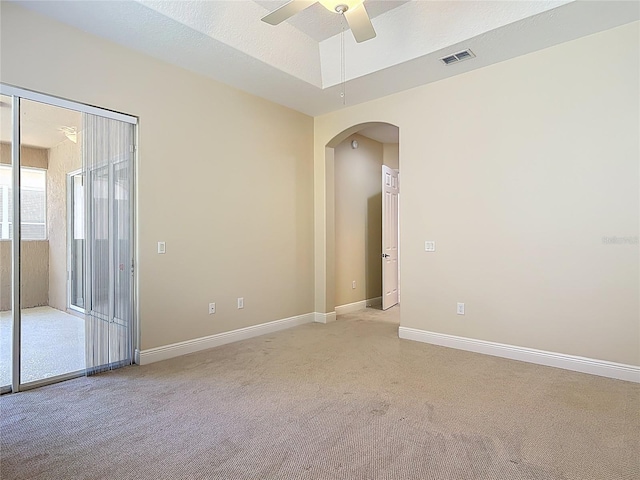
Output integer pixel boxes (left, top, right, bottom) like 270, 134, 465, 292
382, 165, 399, 310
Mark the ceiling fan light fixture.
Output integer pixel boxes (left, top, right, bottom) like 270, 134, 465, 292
60, 126, 77, 143
262, 0, 375, 44
319, 0, 364, 14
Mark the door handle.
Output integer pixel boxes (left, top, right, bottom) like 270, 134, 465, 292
381, 253, 390, 258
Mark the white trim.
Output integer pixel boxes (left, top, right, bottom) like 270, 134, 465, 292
335, 300, 366, 315
335, 296, 383, 315
398, 327, 640, 383
0, 83, 138, 125
314, 311, 336, 324
139, 313, 315, 365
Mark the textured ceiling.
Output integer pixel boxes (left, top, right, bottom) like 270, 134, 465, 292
10, 1, 640, 116
0, 96, 82, 149
254, 0, 410, 42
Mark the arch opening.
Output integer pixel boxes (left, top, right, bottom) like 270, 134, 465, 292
320, 121, 400, 322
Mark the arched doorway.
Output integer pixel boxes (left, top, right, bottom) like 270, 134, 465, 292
314, 121, 400, 322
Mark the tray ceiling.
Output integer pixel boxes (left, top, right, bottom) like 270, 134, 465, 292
9, 0, 640, 116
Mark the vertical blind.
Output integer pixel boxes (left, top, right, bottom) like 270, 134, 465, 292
83, 114, 134, 375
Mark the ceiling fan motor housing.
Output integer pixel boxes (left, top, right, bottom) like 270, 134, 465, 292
319, 0, 364, 14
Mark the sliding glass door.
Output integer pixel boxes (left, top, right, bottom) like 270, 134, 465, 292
19, 98, 85, 385
84, 115, 134, 374
0, 94, 15, 393
0, 84, 137, 393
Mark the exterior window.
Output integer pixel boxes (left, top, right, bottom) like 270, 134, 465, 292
0, 165, 47, 240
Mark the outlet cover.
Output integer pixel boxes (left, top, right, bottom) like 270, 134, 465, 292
457, 303, 465, 315
208, 303, 216, 314
425, 241, 436, 252
237, 297, 244, 309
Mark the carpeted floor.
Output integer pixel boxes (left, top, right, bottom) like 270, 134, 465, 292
1, 306, 638, 480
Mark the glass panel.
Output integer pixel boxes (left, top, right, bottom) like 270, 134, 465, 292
0, 94, 14, 389
19, 98, 84, 384
89, 166, 110, 319
84, 114, 133, 373
113, 160, 130, 324
69, 172, 85, 310
0, 165, 47, 240
112, 159, 131, 365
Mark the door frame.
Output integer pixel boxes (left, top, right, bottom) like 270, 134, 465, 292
67, 168, 85, 314
319, 122, 400, 318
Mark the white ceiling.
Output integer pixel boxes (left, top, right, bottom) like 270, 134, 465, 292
0, 96, 82, 148
358, 124, 399, 144
10, 1, 640, 117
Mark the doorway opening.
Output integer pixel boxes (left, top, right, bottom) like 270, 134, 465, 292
330, 123, 400, 318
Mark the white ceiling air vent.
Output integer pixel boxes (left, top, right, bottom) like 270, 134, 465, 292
440, 49, 475, 65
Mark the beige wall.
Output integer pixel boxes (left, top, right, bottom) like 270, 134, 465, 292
0, 142, 49, 168
383, 143, 399, 170
0, 143, 50, 311
47, 137, 81, 311
0, 241, 49, 310
20, 241, 49, 309
315, 22, 640, 365
1, 3, 315, 349
2, 3, 637, 367
334, 134, 383, 306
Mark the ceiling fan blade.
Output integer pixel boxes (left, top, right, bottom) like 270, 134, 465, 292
261, 0, 317, 25
344, 3, 376, 43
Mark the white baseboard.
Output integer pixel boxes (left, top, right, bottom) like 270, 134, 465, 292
139, 312, 315, 365
398, 327, 640, 383
314, 311, 336, 324
335, 300, 366, 315
335, 296, 383, 315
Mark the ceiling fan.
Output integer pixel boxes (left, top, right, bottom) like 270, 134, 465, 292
261, 0, 376, 43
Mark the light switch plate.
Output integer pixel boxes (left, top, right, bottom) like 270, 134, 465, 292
425, 241, 436, 252
157, 241, 166, 254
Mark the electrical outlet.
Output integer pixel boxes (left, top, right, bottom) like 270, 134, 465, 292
352, 280, 356, 289
208, 303, 216, 314
425, 241, 435, 252
457, 302, 465, 315
237, 297, 244, 309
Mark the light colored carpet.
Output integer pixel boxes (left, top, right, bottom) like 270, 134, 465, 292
1, 306, 638, 480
